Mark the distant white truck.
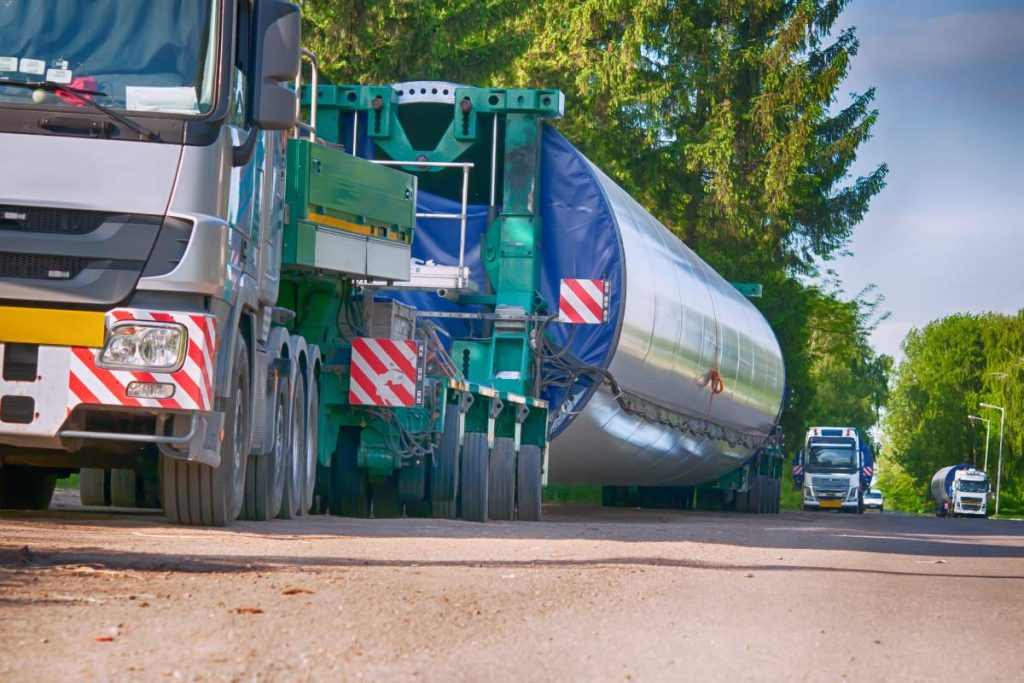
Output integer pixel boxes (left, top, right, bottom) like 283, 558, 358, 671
793, 426, 874, 514
930, 465, 990, 517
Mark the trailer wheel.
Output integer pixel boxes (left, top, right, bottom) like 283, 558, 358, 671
301, 372, 320, 514
329, 427, 370, 518
79, 468, 109, 506
243, 372, 288, 521
405, 499, 432, 517
430, 411, 460, 519
371, 479, 403, 518
433, 410, 460, 500
516, 445, 542, 521
488, 437, 515, 521
399, 458, 427, 504
460, 432, 489, 523
734, 489, 749, 513
279, 371, 306, 520
0, 467, 57, 510
748, 477, 762, 514
110, 469, 137, 508
162, 339, 249, 526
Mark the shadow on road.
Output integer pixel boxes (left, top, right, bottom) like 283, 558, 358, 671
3, 503, 1024, 560
2, 544, 1023, 582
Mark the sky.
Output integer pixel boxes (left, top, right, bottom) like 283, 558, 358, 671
827, 0, 1024, 360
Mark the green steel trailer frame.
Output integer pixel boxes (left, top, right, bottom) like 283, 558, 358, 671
277, 84, 562, 521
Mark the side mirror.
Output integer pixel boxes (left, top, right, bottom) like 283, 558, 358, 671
796, 449, 804, 466
250, 0, 301, 130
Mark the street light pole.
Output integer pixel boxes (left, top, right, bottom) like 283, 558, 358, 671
979, 403, 1006, 516
968, 415, 992, 471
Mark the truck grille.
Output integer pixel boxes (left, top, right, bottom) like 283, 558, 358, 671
813, 477, 850, 495
0, 254, 88, 280
0, 205, 111, 235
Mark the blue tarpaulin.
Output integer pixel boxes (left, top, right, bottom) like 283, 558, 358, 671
390, 126, 624, 432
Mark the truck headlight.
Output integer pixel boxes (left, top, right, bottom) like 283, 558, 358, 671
803, 487, 814, 501
100, 323, 187, 372
847, 488, 859, 502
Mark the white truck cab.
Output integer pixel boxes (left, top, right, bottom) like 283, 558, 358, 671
931, 466, 989, 517
796, 426, 872, 514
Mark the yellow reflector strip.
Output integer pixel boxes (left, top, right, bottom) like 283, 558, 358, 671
0, 306, 105, 347
307, 212, 409, 243
308, 211, 377, 237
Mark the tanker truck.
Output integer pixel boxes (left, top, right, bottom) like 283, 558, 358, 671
0, 0, 784, 524
931, 465, 990, 517
794, 426, 874, 513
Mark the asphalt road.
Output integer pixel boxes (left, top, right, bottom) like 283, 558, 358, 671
1, 492, 1022, 682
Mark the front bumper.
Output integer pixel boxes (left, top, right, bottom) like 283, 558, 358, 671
0, 308, 217, 451
803, 485, 860, 510
953, 502, 987, 516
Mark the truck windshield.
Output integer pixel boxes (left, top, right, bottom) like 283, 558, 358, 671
807, 445, 856, 471
0, 0, 218, 116
958, 480, 988, 493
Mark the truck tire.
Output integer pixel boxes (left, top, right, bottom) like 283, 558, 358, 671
79, 468, 109, 506
161, 339, 250, 526
460, 432, 489, 523
516, 444, 542, 521
748, 477, 763, 514
110, 468, 137, 508
372, 479, 403, 518
279, 371, 306, 520
243, 371, 288, 521
431, 411, 460, 519
329, 427, 370, 518
488, 437, 515, 521
405, 497, 433, 518
301, 372, 320, 514
399, 457, 427, 504
0, 467, 57, 510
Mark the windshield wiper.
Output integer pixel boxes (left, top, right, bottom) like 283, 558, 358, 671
0, 79, 160, 141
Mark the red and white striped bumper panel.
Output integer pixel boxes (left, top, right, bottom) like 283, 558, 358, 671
0, 309, 217, 440
69, 309, 217, 412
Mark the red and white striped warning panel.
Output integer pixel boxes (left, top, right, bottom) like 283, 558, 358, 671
69, 309, 217, 412
558, 279, 609, 324
349, 337, 426, 407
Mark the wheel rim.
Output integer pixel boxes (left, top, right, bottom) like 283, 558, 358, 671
304, 382, 319, 509
291, 383, 304, 510
272, 399, 286, 512
229, 384, 246, 519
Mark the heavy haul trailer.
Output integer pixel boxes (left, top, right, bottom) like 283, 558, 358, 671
320, 81, 786, 515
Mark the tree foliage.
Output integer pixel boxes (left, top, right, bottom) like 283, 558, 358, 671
499, 0, 888, 279
302, 1, 531, 84
885, 312, 1024, 513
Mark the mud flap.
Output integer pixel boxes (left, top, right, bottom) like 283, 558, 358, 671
158, 412, 224, 468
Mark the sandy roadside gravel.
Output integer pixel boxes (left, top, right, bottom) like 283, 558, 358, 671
1, 498, 1023, 682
